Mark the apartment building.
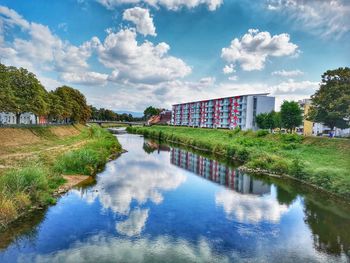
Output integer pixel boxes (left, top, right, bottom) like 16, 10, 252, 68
171, 93, 275, 130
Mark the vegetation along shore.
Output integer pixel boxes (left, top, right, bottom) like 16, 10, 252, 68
0, 125, 122, 229
127, 125, 350, 200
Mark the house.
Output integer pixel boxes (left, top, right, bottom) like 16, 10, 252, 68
0, 112, 47, 125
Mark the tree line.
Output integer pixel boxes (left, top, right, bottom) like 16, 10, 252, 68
256, 67, 350, 133
90, 107, 143, 122
0, 63, 91, 124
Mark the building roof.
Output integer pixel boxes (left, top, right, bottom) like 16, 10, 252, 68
172, 93, 271, 106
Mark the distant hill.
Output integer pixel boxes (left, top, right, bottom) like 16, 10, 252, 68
114, 111, 144, 118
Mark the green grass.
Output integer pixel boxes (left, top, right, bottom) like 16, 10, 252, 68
127, 125, 350, 199
55, 126, 122, 175
0, 125, 122, 227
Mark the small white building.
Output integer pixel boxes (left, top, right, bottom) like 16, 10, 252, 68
0, 112, 37, 125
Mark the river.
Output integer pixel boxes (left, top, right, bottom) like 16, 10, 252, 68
0, 133, 349, 262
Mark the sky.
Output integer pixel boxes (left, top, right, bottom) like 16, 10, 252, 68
0, 0, 349, 113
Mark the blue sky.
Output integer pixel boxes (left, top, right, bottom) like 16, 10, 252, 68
0, 0, 349, 112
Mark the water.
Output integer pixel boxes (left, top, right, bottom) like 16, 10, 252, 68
0, 134, 349, 262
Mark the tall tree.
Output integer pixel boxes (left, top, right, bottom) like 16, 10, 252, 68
54, 86, 91, 123
7, 67, 49, 124
0, 64, 17, 113
280, 101, 303, 133
308, 67, 350, 130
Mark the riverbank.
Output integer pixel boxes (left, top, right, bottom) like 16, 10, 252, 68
127, 125, 350, 200
0, 125, 122, 229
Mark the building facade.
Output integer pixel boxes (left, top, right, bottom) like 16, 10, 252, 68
171, 94, 275, 130
0, 112, 47, 125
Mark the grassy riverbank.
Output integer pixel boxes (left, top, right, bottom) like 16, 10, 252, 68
127, 126, 350, 199
0, 125, 121, 228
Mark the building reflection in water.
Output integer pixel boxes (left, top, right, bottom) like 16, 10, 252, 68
170, 148, 270, 195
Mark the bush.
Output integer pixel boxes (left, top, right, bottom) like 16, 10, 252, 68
256, 129, 269, 137
236, 148, 250, 162
280, 133, 303, 143
289, 158, 306, 179
282, 143, 298, 150
232, 126, 241, 135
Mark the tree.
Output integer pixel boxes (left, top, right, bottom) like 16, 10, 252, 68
143, 106, 162, 120
256, 111, 279, 131
47, 91, 64, 122
308, 67, 350, 130
280, 101, 303, 133
7, 67, 49, 124
273, 111, 282, 130
54, 86, 91, 123
0, 64, 17, 113
256, 113, 269, 129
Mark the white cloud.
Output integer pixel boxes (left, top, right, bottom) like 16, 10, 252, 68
228, 75, 238, 81
221, 29, 298, 71
97, 0, 223, 11
0, 6, 99, 86
271, 69, 304, 77
60, 72, 109, 85
116, 208, 149, 236
0, 5, 29, 30
223, 64, 235, 74
80, 156, 186, 215
215, 189, 289, 223
123, 7, 156, 36
96, 28, 191, 84
266, 0, 350, 39
23, 235, 230, 263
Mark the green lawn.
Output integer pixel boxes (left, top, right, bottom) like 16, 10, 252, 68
127, 125, 350, 199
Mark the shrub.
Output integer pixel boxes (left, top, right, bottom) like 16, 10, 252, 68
289, 158, 306, 179
256, 129, 269, 137
280, 133, 303, 143
213, 143, 226, 155
282, 143, 298, 150
236, 148, 250, 162
232, 126, 241, 135
226, 145, 238, 158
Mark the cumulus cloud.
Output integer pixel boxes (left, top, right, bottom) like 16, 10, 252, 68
271, 69, 304, 77
221, 29, 298, 71
0, 6, 99, 85
266, 0, 350, 39
215, 189, 289, 223
96, 28, 191, 84
97, 0, 223, 11
123, 7, 156, 36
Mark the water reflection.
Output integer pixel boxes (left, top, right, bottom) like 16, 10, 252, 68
21, 235, 229, 263
170, 148, 289, 223
0, 134, 349, 262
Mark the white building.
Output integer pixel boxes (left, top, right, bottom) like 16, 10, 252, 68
172, 93, 275, 131
0, 112, 37, 125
